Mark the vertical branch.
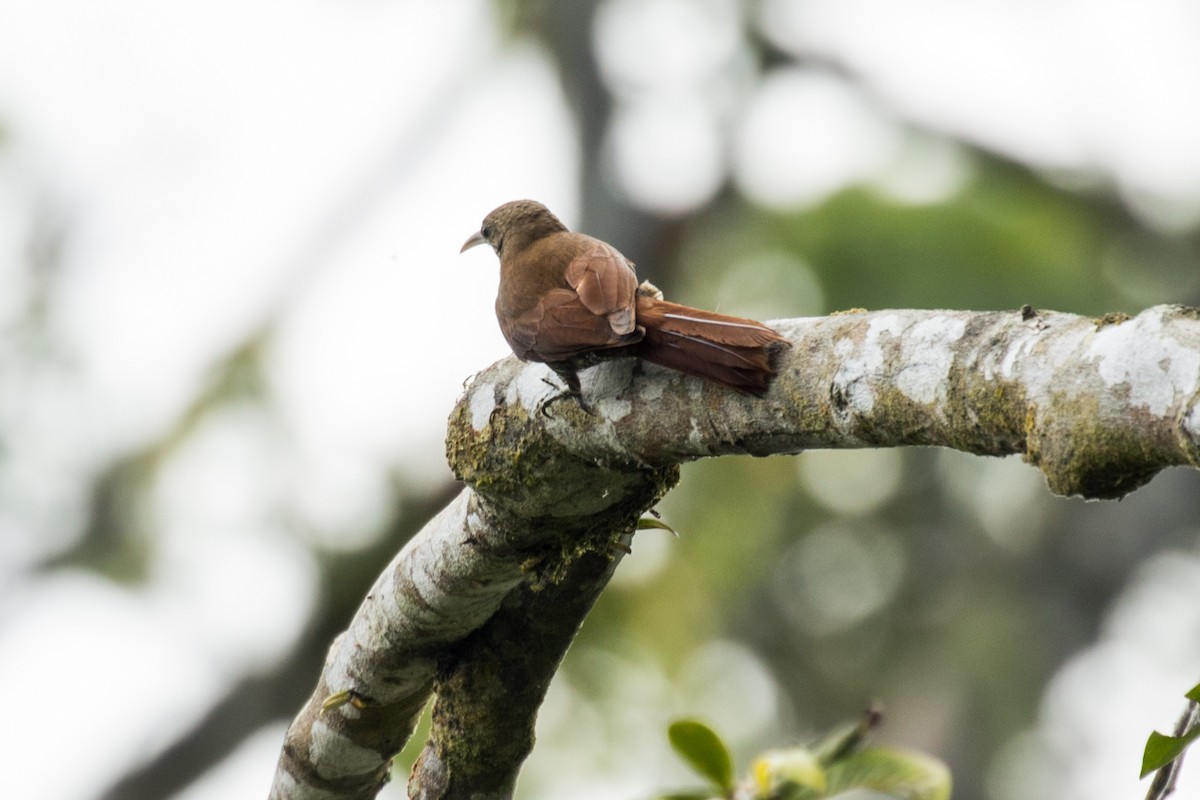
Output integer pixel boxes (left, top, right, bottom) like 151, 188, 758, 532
409, 532, 632, 798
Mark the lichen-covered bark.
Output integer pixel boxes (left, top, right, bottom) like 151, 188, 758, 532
270, 400, 677, 800
271, 304, 1200, 800
408, 533, 635, 799
487, 304, 1198, 498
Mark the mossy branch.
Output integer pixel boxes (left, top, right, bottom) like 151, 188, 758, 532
270, 303, 1200, 800
456, 303, 1199, 500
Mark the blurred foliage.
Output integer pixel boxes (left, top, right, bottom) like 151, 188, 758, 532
662, 713, 950, 800
680, 152, 1185, 317
668, 719, 737, 794
525, 4, 1200, 798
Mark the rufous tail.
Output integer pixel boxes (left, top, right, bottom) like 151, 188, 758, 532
632, 297, 789, 396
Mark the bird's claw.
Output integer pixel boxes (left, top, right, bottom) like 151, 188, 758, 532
537, 391, 596, 418
537, 378, 596, 418
537, 390, 568, 418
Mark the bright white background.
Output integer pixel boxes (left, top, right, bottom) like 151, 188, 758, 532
1, 1, 1198, 798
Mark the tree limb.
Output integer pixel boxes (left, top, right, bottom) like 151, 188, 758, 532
270, 304, 1200, 799
408, 528, 633, 798
492, 304, 1199, 499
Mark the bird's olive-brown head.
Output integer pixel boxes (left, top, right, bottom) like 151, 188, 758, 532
460, 199, 569, 258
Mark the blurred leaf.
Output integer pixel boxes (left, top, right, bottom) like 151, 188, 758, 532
824, 748, 951, 800
812, 722, 865, 769
766, 785, 823, 800
1186, 683, 1200, 703
814, 706, 884, 767
655, 793, 718, 800
668, 719, 735, 793
752, 747, 826, 797
638, 516, 678, 535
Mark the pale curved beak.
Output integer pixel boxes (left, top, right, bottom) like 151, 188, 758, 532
460, 230, 486, 253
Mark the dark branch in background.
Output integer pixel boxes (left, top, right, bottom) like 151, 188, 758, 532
46, 25, 480, 574
96, 480, 460, 800
72, 43, 488, 800
532, 0, 688, 279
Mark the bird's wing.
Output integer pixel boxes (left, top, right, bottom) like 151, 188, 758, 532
500, 289, 640, 362
564, 243, 638, 336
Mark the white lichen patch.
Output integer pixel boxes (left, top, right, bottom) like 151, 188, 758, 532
597, 396, 633, 419
587, 361, 636, 420
992, 326, 1039, 382
310, 718, 386, 778
895, 316, 967, 405
1184, 403, 1200, 451
366, 494, 471, 640
687, 416, 706, 449
867, 313, 907, 341
469, 383, 497, 430
833, 337, 875, 414
269, 771, 314, 799
637, 372, 667, 402
1017, 323, 1093, 399
508, 363, 559, 411
831, 314, 905, 415
1086, 311, 1200, 416
272, 770, 343, 800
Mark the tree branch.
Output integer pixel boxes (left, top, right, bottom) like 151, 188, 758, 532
492, 304, 1199, 499
408, 529, 632, 798
271, 304, 1200, 799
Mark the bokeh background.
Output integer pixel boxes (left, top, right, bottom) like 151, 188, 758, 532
3, 1, 1200, 799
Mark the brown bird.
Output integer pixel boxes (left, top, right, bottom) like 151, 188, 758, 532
461, 200, 789, 404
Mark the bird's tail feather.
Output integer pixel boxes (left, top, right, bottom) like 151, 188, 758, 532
633, 298, 789, 396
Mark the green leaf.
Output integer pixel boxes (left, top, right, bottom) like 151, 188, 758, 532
668, 719, 736, 793
824, 748, 951, 800
654, 793, 716, 800
638, 516, 678, 535
1141, 685, 1200, 779
1141, 727, 1200, 778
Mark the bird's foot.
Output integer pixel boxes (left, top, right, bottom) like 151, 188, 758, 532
538, 376, 595, 417
538, 389, 596, 418
537, 389, 570, 418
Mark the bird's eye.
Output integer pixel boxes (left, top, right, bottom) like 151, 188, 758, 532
481, 225, 492, 239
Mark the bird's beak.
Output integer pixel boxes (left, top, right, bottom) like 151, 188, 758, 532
460, 230, 486, 253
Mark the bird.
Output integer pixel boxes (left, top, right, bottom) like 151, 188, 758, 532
460, 200, 789, 407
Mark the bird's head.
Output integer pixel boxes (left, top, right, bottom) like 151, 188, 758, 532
460, 199, 568, 258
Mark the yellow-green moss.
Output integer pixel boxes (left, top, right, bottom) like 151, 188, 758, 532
1094, 311, 1132, 329
1026, 390, 1167, 498
945, 372, 1030, 456
445, 394, 679, 583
